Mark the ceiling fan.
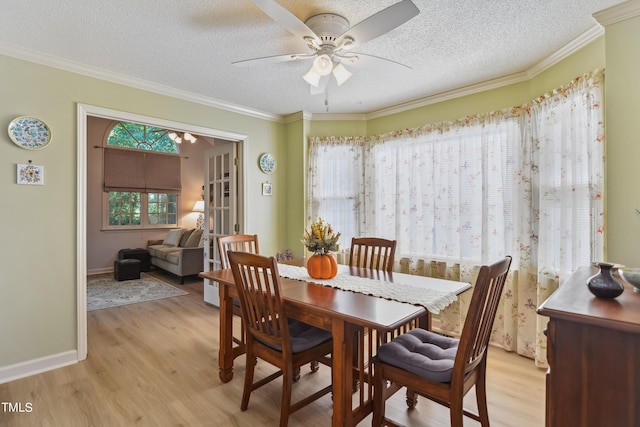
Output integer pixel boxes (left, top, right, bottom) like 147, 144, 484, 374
233, 0, 420, 94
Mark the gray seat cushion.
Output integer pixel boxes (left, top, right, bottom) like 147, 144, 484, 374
376, 328, 459, 382
257, 319, 332, 354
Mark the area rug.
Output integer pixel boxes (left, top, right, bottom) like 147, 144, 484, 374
87, 273, 188, 311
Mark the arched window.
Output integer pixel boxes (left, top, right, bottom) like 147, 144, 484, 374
104, 121, 181, 229
107, 122, 179, 153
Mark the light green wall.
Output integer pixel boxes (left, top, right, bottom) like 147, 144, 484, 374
604, 15, 640, 266
0, 54, 284, 368
308, 119, 368, 137
368, 81, 531, 135
283, 118, 307, 257
1, 58, 78, 367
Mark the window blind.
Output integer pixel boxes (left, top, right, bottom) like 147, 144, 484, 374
104, 147, 181, 192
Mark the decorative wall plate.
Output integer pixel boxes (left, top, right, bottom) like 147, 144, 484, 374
8, 116, 52, 150
259, 153, 276, 174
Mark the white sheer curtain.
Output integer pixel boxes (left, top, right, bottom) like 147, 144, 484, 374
361, 117, 516, 263
308, 70, 605, 366
308, 137, 366, 249
513, 72, 605, 364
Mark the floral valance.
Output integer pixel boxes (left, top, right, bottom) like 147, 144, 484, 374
309, 68, 605, 147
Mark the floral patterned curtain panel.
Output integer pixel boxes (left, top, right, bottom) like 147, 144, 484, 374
308, 69, 604, 367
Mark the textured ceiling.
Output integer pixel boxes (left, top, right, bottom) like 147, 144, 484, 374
0, 0, 626, 117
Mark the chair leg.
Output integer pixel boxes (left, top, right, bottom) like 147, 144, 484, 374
449, 395, 465, 427
405, 388, 418, 409
310, 361, 319, 373
280, 364, 294, 427
475, 365, 490, 426
372, 364, 386, 426
241, 354, 256, 411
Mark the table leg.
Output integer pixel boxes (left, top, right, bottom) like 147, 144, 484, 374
418, 312, 432, 331
218, 282, 234, 383
331, 318, 357, 427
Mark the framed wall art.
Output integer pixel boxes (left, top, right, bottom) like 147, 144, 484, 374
262, 182, 272, 196
17, 162, 44, 185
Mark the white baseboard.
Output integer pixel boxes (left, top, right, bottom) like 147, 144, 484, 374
0, 350, 78, 384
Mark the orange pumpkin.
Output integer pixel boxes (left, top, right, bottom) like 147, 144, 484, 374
306, 253, 338, 279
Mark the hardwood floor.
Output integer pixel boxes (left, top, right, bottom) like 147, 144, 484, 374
0, 270, 546, 426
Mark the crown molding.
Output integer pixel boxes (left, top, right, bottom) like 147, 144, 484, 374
527, 24, 604, 78
366, 72, 529, 120
366, 22, 606, 120
593, 0, 640, 26
0, 42, 283, 123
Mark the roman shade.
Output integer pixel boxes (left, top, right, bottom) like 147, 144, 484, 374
104, 147, 181, 192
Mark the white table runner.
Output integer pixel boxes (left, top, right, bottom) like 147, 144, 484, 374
277, 264, 458, 314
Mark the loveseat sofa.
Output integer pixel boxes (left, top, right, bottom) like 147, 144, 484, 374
147, 228, 204, 283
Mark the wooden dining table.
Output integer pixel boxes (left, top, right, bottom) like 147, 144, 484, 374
200, 261, 471, 427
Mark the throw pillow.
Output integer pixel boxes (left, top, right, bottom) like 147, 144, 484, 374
162, 228, 184, 246
185, 229, 203, 247
179, 229, 195, 247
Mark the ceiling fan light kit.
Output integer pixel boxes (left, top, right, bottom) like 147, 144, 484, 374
313, 54, 333, 76
238, 0, 419, 94
332, 63, 352, 86
303, 68, 321, 87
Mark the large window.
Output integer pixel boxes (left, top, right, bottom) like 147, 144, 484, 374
104, 122, 181, 229
309, 71, 605, 368
309, 71, 604, 278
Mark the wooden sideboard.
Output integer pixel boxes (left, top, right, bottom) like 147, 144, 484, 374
537, 265, 640, 426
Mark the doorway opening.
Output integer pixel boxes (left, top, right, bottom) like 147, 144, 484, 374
77, 103, 247, 361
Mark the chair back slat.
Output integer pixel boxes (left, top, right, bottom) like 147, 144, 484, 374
455, 256, 511, 376
218, 234, 260, 269
349, 237, 397, 273
228, 251, 290, 352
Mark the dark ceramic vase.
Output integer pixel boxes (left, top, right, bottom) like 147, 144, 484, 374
587, 262, 624, 299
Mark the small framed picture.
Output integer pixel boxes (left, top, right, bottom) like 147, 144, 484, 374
262, 182, 273, 196
17, 163, 44, 185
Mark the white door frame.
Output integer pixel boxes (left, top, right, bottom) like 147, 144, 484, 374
76, 103, 247, 360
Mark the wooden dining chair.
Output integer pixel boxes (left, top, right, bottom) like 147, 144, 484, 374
349, 237, 397, 273
217, 234, 260, 349
218, 234, 260, 269
227, 251, 333, 427
372, 256, 512, 427
348, 237, 397, 395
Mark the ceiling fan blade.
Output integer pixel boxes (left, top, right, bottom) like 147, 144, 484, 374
350, 52, 413, 70
336, 0, 419, 49
310, 75, 329, 95
232, 52, 312, 67
251, 0, 320, 44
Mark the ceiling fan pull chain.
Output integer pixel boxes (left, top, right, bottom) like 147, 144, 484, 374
325, 90, 329, 112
